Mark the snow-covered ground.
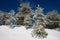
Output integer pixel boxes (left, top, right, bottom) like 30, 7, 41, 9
0, 25, 60, 40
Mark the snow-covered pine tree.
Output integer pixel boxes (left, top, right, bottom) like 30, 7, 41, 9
32, 20, 48, 38
6, 10, 16, 28
32, 5, 48, 39
46, 10, 60, 29
0, 11, 8, 25
0, 11, 4, 25
5, 13, 11, 25
16, 3, 32, 26
5, 10, 15, 25
33, 5, 46, 28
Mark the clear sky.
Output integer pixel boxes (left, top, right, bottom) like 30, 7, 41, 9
0, 0, 60, 14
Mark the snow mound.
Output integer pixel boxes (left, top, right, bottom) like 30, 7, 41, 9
0, 25, 60, 40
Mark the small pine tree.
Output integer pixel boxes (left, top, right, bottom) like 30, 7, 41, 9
31, 5, 48, 39
32, 25, 48, 39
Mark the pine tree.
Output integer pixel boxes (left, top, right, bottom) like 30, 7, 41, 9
32, 5, 48, 39
33, 5, 46, 27
5, 10, 15, 25
0, 11, 7, 25
46, 10, 60, 29
6, 10, 16, 28
32, 20, 48, 39
16, 3, 32, 25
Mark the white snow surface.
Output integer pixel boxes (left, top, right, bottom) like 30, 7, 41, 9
0, 25, 60, 40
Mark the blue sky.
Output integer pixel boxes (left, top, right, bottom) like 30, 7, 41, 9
0, 0, 60, 14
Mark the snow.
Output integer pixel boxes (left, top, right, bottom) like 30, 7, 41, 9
0, 25, 60, 40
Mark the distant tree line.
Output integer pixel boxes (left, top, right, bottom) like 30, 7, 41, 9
0, 3, 60, 29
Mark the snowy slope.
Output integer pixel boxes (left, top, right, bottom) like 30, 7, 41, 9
0, 25, 60, 40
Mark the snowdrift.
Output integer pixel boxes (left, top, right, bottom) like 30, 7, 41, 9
0, 25, 60, 40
